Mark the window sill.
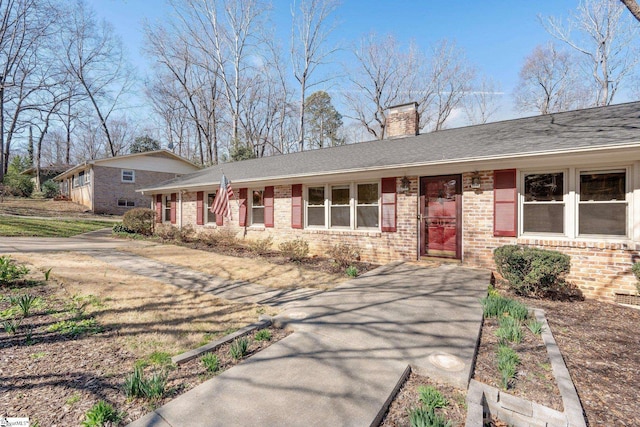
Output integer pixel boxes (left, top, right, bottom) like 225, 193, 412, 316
517, 235, 635, 250
303, 228, 382, 237
248, 225, 266, 231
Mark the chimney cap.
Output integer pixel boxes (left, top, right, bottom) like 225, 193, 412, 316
387, 102, 418, 113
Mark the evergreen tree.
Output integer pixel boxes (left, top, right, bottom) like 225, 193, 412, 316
304, 91, 343, 149
130, 135, 161, 154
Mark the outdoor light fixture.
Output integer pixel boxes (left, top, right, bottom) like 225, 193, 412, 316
470, 172, 481, 189
399, 176, 411, 194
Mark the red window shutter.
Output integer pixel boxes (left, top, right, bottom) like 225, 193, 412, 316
494, 169, 517, 237
196, 191, 204, 225
264, 186, 274, 228
170, 192, 177, 224
291, 184, 303, 229
238, 188, 248, 227
155, 194, 162, 223
381, 178, 397, 232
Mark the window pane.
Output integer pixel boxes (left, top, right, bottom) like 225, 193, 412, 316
357, 206, 378, 228
331, 206, 350, 227
207, 193, 216, 223
580, 172, 625, 201
579, 203, 626, 235
253, 190, 264, 206
523, 204, 564, 233
332, 186, 349, 205
308, 206, 325, 226
253, 207, 264, 224
524, 173, 563, 202
357, 183, 378, 204
308, 187, 325, 205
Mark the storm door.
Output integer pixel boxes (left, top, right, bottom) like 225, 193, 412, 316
420, 175, 462, 259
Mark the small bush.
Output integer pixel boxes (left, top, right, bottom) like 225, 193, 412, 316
201, 353, 220, 373
16, 294, 39, 317
327, 243, 360, 268
229, 337, 249, 360
254, 329, 272, 341
346, 265, 358, 278
112, 223, 134, 234
123, 365, 167, 400
417, 385, 448, 410
122, 208, 156, 235
123, 365, 146, 398
3, 318, 21, 334
41, 179, 59, 198
198, 228, 238, 247
496, 315, 523, 344
82, 401, 122, 427
0, 256, 29, 284
178, 224, 196, 242
494, 245, 570, 297
154, 223, 181, 241
633, 263, 640, 294
144, 371, 168, 399
278, 238, 309, 261
249, 236, 274, 255
408, 406, 451, 427
497, 344, 520, 390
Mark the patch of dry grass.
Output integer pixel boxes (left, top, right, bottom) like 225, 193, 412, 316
11, 252, 270, 356
124, 243, 345, 290
0, 197, 117, 219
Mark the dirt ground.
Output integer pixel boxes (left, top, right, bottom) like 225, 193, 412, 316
0, 254, 278, 425
0, 197, 119, 220
124, 242, 352, 290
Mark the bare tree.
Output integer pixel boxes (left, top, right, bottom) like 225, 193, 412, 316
513, 43, 590, 115
544, 0, 640, 106
290, 0, 339, 151
620, 0, 640, 21
464, 76, 502, 125
60, 0, 134, 157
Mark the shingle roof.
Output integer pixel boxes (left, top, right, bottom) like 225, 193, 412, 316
140, 101, 640, 192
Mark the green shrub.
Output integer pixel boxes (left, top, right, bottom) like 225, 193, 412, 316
112, 223, 134, 234
481, 294, 528, 320
82, 401, 122, 427
633, 262, 640, 281
493, 245, 570, 297
123, 365, 146, 398
123, 365, 167, 400
3, 155, 33, 197
249, 236, 274, 255
201, 353, 220, 373
278, 238, 309, 261
3, 318, 21, 334
16, 294, 39, 317
417, 386, 448, 410
0, 256, 29, 284
41, 180, 59, 198
122, 208, 156, 235
327, 243, 360, 268
229, 337, 249, 360
496, 316, 523, 344
346, 266, 358, 278
254, 329, 272, 341
144, 371, 168, 399
408, 406, 451, 427
526, 319, 545, 336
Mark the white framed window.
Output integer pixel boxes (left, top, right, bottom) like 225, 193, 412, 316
73, 171, 86, 188
251, 189, 264, 225
117, 199, 135, 207
121, 169, 135, 183
521, 172, 565, 234
304, 182, 380, 230
85, 170, 91, 184
306, 186, 326, 227
164, 195, 172, 222
206, 193, 217, 224
577, 169, 628, 237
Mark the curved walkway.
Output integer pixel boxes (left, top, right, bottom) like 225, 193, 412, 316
0, 233, 489, 426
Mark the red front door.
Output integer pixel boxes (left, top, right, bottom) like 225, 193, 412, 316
420, 175, 462, 259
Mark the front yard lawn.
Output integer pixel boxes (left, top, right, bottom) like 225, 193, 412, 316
1, 253, 277, 425
0, 216, 115, 237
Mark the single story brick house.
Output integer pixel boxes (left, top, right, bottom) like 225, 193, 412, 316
138, 102, 640, 301
55, 150, 200, 215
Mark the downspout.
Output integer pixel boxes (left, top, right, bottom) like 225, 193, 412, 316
178, 191, 183, 229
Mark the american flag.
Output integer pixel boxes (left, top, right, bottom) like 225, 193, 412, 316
211, 174, 234, 220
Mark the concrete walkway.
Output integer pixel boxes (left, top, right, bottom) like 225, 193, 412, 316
130, 262, 488, 427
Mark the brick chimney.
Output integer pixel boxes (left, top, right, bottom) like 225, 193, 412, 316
386, 102, 419, 139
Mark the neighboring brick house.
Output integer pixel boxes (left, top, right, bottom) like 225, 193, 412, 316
55, 150, 200, 215
138, 102, 640, 302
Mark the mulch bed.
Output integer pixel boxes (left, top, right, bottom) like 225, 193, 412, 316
379, 371, 467, 427
0, 279, 289, 426
473, 315, 563, 411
